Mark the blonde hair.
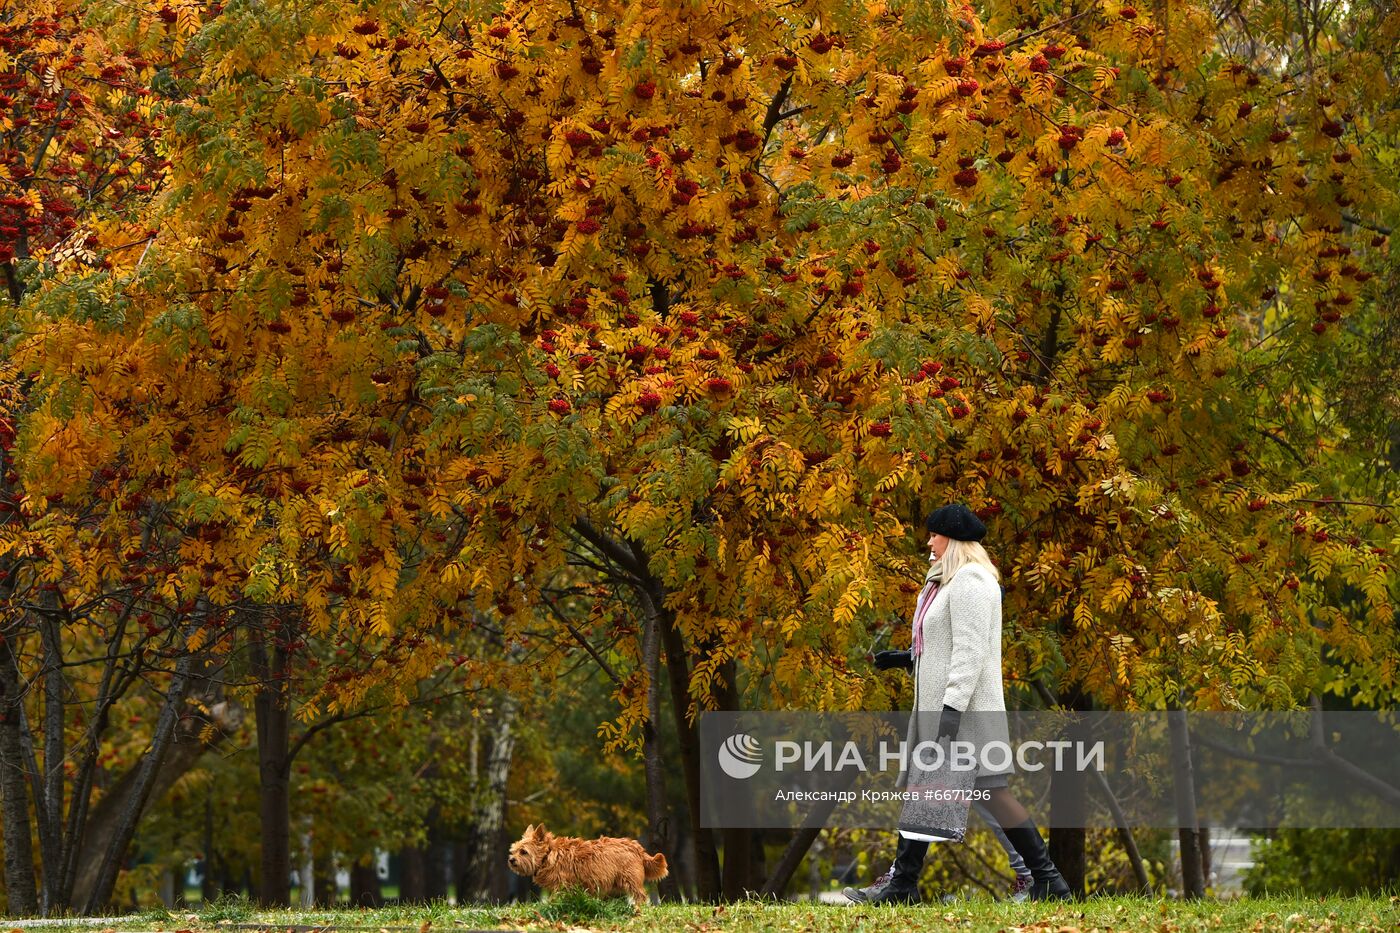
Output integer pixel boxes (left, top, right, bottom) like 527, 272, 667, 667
940, 538, 1000, 584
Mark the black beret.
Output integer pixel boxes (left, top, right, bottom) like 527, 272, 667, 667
924, 504, 987, 542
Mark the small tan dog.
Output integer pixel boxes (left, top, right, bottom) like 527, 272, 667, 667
507, 823, 668, 907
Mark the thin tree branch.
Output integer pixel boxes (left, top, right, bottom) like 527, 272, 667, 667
539, 594, 624, 687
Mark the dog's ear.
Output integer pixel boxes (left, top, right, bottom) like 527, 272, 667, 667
525, 823, 542, 839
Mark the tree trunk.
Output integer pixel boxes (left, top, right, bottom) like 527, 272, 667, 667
36, 610, 66, 915
251, 626, 292, 908
81, 645, 198, 913
1048, 755, 1087, 894
714, 661, 753, 900
667, 819, 695, 900
77, 625, 230, 914
423, 825, 449, 901
761, 831, 816, 898
575, 520, 712, 900
747, 829, 768, 893
349, 860, 383, 908
201, 789, 218, 904
720, 828, 752, 900
57, 606, 137, 912
485, 709, 515, 904
1048, 687, 1088, 897
1198, 824, 1212, 889
75, 712, 220, 911
636, 588, 680, 902
762, 828, 822, 899
314, 870, 338, 907
1192, 743, 1212, 888
243, 863, 259, 903
462, 692, 517, 904
451, 839, 471, 905
1168, 710, 1205, 899
398, 844, 426, 903
657, 609, 721, 900
0, 638, 39, 916
299, 827, 316, 907
1047, 809, 1087, 895
1088, 768, 1151, 892
760, 773, 861, 898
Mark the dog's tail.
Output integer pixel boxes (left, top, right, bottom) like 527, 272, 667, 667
644, 852, 669, 881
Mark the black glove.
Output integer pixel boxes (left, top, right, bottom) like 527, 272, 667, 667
873, 649, 914, 671
937, 706, 962, 742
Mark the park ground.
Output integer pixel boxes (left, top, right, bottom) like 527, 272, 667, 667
19, 893, 1399, 932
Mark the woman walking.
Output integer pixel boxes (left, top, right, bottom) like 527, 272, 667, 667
848, 503, 1071, 904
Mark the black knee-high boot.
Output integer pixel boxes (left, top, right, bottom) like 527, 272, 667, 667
866, 834, 929, 904
1001, 819, 1072, 900
843, 833, 930, 904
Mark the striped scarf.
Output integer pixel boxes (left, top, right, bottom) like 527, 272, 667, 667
910, 557, 946, 658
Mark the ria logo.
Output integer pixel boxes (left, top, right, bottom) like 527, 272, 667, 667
718, 733, 763, 779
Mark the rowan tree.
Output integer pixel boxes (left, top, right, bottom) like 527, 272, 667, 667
7, 0, 1397, 906
0, 0, 211, 914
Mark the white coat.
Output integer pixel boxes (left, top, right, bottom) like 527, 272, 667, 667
896, 562, 1012, 788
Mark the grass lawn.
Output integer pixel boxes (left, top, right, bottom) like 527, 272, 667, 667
46, 891, 1396, 932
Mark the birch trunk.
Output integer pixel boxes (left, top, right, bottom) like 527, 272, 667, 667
462, 691, 517, 904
